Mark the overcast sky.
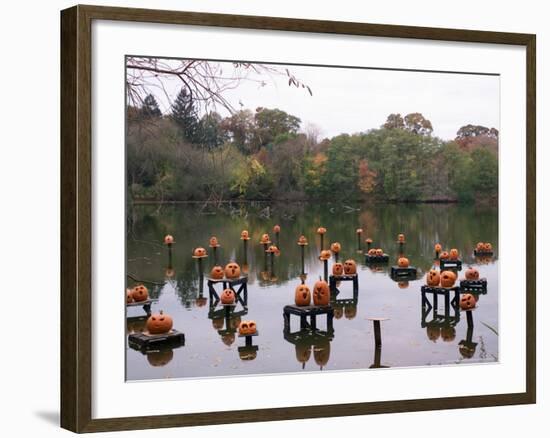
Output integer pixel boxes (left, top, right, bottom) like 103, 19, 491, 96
141, 60, 500, 141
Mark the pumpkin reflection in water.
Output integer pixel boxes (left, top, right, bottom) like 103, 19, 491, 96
295, 340, 312, 367
195, 296, 207, 307
229, 316, 242, 330
344, 303, 357, 319
333, 303, 344, 319
426, 326, 441, 342
146, 349, 174, 367
212, 317, 224, 330
221, 333, 235, 346
465, 267, 480, 280
397, 281, 409, 289
239, 348, 258, 361
441, 326, 456, 342
313, 339, 331, 369
164, 267, 175, 278
459, 343, 477, 359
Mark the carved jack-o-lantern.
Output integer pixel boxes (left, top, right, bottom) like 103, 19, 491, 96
440, 270, 457, 288
240, 230, 250, 240
220, 288, 236, 305
316, 227, 327, 235
476, 242, 484, 251
460, 293, 476, 310
297, 235, 308, 245
313, 280, 330, 306
295, 283, 311, 306
147, 349, 174, 367
131, 284, 149, 302
273, 224, 281, 233
332, 262, 344, 276
164, 235, 174, 245
260, 233, 271, 244
465, 267, 480, 280
126, 288, 134, 304
210, 265, 224, 280
193, 247, 207, 257
441, 326, 456, 342
238, 320, 257, 336
209, 236, 219, 247
397, 257, 410, 268
434, 243, 442, 253
398, 233, 405, 243
439, 251, 449, 260
330, 242, 341, 253
146, 310, 173, 335
449, 248, 459, 260
224, 262, 241, 279
375, 248, 384, 257
343, 259, 357, 275
484, 242, 493, 251
426, 269, 441, 286
427, 326, 441, 342
319, 250, 331, 261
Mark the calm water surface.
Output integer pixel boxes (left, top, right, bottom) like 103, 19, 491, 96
126, 202, 498, 380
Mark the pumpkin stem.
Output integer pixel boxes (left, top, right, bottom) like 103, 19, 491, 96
160, 310, 164, 315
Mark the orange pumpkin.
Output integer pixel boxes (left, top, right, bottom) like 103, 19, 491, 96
484, 242, 493, 251
313, 280, 330, 306
221, 333, 235, 346
441, 326, 456, 342
397, 257, 410, 268
460, 293, 476, 310
465, 267, 480, 280
343, 259, 357, 275
295, 284, 311, 306
330, 242, 341, 253
238, 320, 257, 336
131, 284, 149, 302
426, 269, 440, 286
193, 247, 207, 257
260, 233, 271, 244
210, 265, 224, 280
332, 262, 344, 276
295, 342, 312, 364
375, 248, 384, 257
209, 236, 219, 247
240, 230, 250, 240
356, 228, 363, 234
398, 233, 405, 243
439, 251, 449, 260
313, 339, 331, 367
440, 270, 457, 288
367, 248, 377, 256
297, 235, 308, 245
319, 250, 331, 261
273, 224, 281, 233
126, 288, 134, 304
365, 238, 373, 244
476, 242, 484, 251
220, 288, 236, 305
344, 304, 358, 319
146, 310, 173, 335
316, 227, 327, 235
164, 234, 174, 245
434, 243, 442, 253
449, 248, 459, 260
224, 262, 241, 279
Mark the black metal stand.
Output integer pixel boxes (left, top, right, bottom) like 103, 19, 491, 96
207, 276, 248, 308
390, 266, 417, 280
128, 330, 185, 351
365, 254, 389, 264
460, 278, 488, 292
420, 286, 461, 328
439, 258, 463, 270
126, 298, 157, 316
283, 305, 334, 333
329, 274, 358, 294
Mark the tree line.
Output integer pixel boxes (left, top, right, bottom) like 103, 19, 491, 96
127, 91, 498, 203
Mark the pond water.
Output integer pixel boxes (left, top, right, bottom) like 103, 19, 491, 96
126, 202, 498, 381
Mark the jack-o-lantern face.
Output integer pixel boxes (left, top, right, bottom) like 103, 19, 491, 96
426, 269, 441, 286
439, 251, 449, 260
332, 263, 344, 276
465, 267, 480, 280
356, 228, 363, 234
220, 288, 236, 305
164, 235, 174, 245
260, 233, 270, 244
193, 247, 207, 257
298, 235, 308, 245
221, 333, 235, 346
449, 248, 459, 260
146, 310, 173, 335
427, 326, 441, 342
476, 242, 484, 251
319, 250, 331, 261
441, 326, 456, 342
460, 293, 476, 310
273, 225, 281, 233
131, 284, 149, 302
440, 270, 457, 288
344, 304, 358, 319
210, 265, 224, 280
484, 242, 493, 251
434, 243, 442, 253
240, 230, 250, 240
398, 233, 405, 243
224, 262, 241, 279
126, 288, 134, 304
238, 320, 257, 336
397, 257, 410, 268
375, 248, 384, 257
295, 284, 311, 306
316, 227, 327, 235
330, 242, 341, 253
343, 259, 357, 275
295, 342, 312, 364
212, 317, 224, 330
147, 349, 174, 367
313, 280, 330, 306
313, 340, 331, 367
209, 236, 219, 247
398, 281, 409, 289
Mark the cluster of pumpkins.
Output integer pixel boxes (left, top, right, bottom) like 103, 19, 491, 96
475, 242, 493, 252
333, 259, 357, 276
238, 320, 257, 336
366, 248, 386, 257
435, 246, 460, 260
425, 266, 481, 310
295, 279, 331, 307
426, 325, 456, 343
126, 284, 149, 303
210, 262, 242, 280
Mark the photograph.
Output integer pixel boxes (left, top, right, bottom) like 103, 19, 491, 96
124, 56, 499, 380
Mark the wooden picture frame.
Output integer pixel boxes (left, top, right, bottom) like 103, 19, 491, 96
60, 4, 536, 433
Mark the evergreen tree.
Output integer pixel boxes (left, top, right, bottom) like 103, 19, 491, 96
171, 88, 199, 143
140, 94, 162, 118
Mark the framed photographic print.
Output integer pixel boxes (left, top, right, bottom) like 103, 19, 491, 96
60, 4, 536, 433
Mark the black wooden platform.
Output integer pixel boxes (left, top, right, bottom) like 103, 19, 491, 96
126, 298, 158, 316
283, 326, 334, 345
329, 274, 358, 292
474, 250, 494, 256
238, 331, 259, 347
283, 304, 334, 333
460, 278, 488, 292
390, 266, 417, 279
365, 254, 389, 263
128, 329, 185, 351
439, 258, 463, 270
420, 286, 460, 327
207, 275, 248, 307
